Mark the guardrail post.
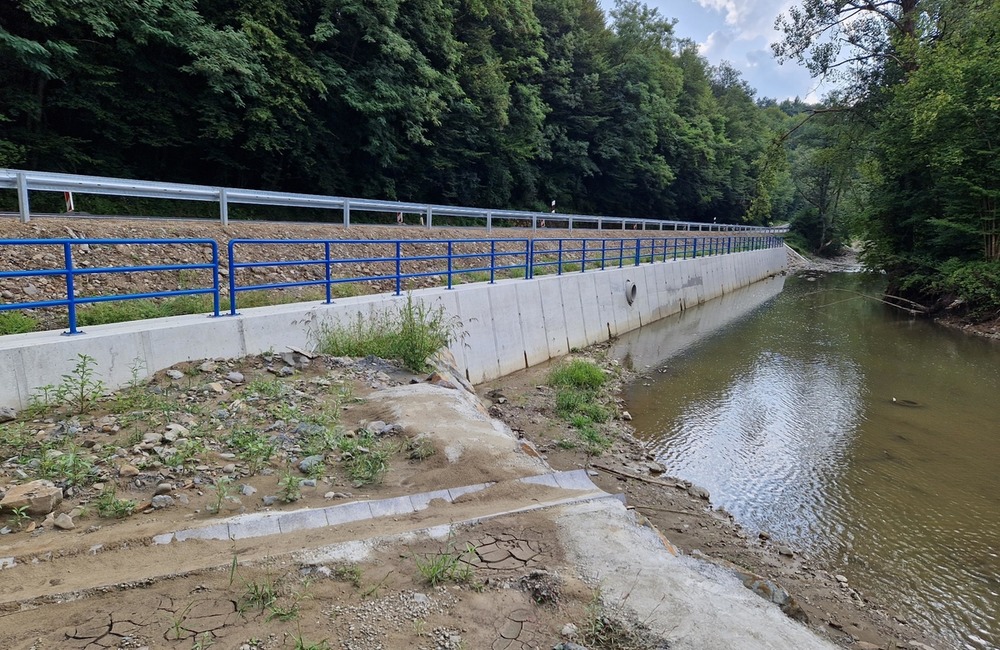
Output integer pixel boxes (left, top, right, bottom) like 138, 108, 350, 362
219, 188, 229, 226
568, 216, 574, 232
343, 200, 351, 228
16, 172, 30, 223
597, 217, 603, 231
426, 206, 432, 229
486, 210, 493, 232
62, 241, 80, 335
531, 214, 537, 231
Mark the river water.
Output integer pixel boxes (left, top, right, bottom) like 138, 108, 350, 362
615, 272, 1000, 650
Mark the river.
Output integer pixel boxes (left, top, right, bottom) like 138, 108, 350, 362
616, 272, 1000, 650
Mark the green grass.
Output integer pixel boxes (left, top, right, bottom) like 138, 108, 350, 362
316, 294, 451, 372
414, 541, 475, 586
338, 432, 391, 485
549, 359, 614, 455
549, 359, 606, 390
0, 311, 39, 335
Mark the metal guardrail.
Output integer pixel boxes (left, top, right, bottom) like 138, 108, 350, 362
0, 235, 783, 334
0, 168, 785, 234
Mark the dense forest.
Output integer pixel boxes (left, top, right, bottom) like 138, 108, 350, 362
2, 0, 999, 318
0, 0, 810, 224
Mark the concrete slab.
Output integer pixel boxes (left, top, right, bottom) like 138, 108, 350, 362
452, 289, 500, 384
324, 500, 374, 526
278, 508, 330, 534
410, 489, 453, 511
228, 513, 281, 540
174, 523, 231, 542
514, 281, 550, 366
368, 495, 413, 518
489, 283, 527, 376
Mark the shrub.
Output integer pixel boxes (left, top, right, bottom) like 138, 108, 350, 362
0, 311, 38, 335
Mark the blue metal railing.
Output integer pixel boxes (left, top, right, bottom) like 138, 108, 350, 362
0, 238, 220, 334
0, 235, 783, 332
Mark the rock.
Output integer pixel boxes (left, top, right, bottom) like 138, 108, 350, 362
646, 461, 665, 475
166, 369, 184, 380
219, 452, 237, 460
553, 644, 589, 650
777, 546, 796, 558
1, 480, 63, 515
278, 366, 295, 377
153, 483, 173, 496
0, 406, 17, 423
240, 484, 257, 497
298, 455, 325, 474
426, 372, 457, 389
835, 574, 849, 584
208, 382, 226, 394
688, 485, 711, 500
212, 409, 230, 420
621, 410, 632, 421
222, 463, 237, 474
907, 642, 937, 650
23, 283, 39, 297
53, 513, 75, 530
165, 423, 189, 438
198, 361, 218, 373
142, 432, 163, 444
855, 642, 883, 650
119, 464, 140, 478
262, 496, 278, 506
151, 495, 175, 509
560, 623, 579, 638
300, 479, 317, 487
226, 371, 245, 384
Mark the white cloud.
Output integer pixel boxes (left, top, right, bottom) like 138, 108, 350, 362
699, 29, 736, 58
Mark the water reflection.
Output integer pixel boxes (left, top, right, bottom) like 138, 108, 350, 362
619, 273, 1000, 650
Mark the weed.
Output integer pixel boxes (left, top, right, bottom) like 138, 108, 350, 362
227, 427, 276, 473
278, 468, 301, 503
414, 540, 475, 587
206, 477, 234, 514
0, 423, 33, 458
316, 294, 451, 372
338, 433, 390, 485
57, 354, 106, 414
7, 505, 31, 529
580, 589, 655, 650
549, 359, 606, 390
241, 576, 279, 612
96, 486, 136, 518
555, 438, 578, 450
246, 378, 283, 399
0, 311, 38, 335
406, 437, 436, 460
38, 444, 95, 486
289, 631, 330, 650
332, 564, 362, 588
192, 632, 214, 649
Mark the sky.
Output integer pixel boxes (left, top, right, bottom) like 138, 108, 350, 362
597, 0, 827, 102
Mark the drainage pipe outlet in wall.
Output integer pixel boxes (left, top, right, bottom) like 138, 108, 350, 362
625, 280, 638, 306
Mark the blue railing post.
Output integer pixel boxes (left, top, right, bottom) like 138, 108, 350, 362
692, 238, 698, 258
63, 241, 79, 334
727, 237, 732, 255
324, 242, 332, 304
395, 242, 402, 295
634, 239, 641, 266
211, 242, 220, 317
601, 239, 607, 270
447, 241, 454, 289
490, 240, 496, 284
558, 239, 564, 274
581, 240, 587, 272
527, 239, 534, 279
228, 241, 239, 315
618, 239, 624, 268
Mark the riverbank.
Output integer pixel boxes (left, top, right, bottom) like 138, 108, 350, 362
480, 345, 949, 650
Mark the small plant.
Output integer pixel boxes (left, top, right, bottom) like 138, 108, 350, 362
414, 540, 475, 587
206, 477, 234, 515
278, 468, 301, 503
0, 423, 33, 458
227, 427, 276, 473
332, 564, 363, 588
406, 437, 436, 460
57, 354, 106, 414
192, 632, 214, 649
7, 505, 31, 529
246, 377, 283, 399
96, 486, 137, 518
241, 576, 279, 612
38, 444, 96, 487
289, 631, 330, 650
338, 433, 390, 485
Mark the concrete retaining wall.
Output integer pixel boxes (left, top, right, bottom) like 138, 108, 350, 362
0, 248, 786, 409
